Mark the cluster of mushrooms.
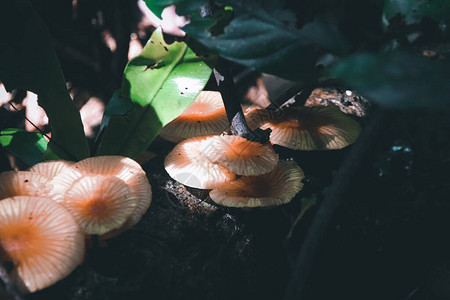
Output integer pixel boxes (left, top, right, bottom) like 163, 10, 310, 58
162, 91, 361, 207
0, 91, 360, 294
0, 156, 151, 293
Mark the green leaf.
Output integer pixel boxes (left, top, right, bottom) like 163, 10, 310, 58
383, 0, 450, 25
0, 129, 47, 166
96, 28, 212, 158
328, 51, 450, 110
0, 1, 89, 161
145, 0, 349, 81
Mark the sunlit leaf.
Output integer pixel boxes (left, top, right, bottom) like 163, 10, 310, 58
96, 28, 212, 158
328, 51, 450, 110
0, 1, 89, 161
0, 129, 47, 166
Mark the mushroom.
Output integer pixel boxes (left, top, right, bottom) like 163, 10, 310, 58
159, 91, 228, 143
50, 156, 151, 236
60, 176, 138, 235
0, 171, 52, 199
0, 196, 85, 293
164, 135, 236, 189
246, 105, 361, 150
200, 134, 278, 176
29, 160, 74, 180
209, 160, 304, 207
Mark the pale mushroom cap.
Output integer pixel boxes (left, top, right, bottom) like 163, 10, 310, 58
201, 135, 278, 176
159, 91, 229, 143
0, 196, 84, 293
117, 172, 152, 229
73, 156, 145, 179
50, 156, 152, 230
101, 172, 152, 239
61, 176, 138, 235
209, 160, 304, 207
164, 136, 236, 189
0, 171, 52, 199
29, 160, 74, 180
246, 106, 362, 150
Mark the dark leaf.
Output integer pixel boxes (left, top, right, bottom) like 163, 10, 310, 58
0, 1, 89, 161
145, 0, 349, 80
383, 0, 450, 25
328, 51, 450, 110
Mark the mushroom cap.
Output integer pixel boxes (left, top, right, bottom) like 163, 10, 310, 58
50, 156, 151, 227
0, 196, 84, 293
164, 136, 236, 189
61, 176, 137, 235
0, 171, 52, 199
246, 105, 361, 150
209, 160, 304, 207
159, 91, 229, 143
201, 135, 278, 176
29, 160, 74, 180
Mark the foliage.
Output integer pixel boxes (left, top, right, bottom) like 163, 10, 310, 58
96, 28, 212, 158
146, 0, 450, 110
146, 0, 349, 81
0, 1, 89, 161
1, 0, 449, 165
0, 129, 47, 166
328, 50, 450, 110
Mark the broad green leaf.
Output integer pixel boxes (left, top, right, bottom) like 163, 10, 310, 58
145, 0, 349, 81
0, 129, 47, 166
383, 0, 450, 25
328, 51, 450, 110
0, 1, 89, 161
96, 28, 212, 158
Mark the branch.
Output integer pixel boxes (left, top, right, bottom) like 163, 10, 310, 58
213, 59, 271, 143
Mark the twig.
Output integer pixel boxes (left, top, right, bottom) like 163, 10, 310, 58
213, 59, 270, 143
283, 107, 393, 300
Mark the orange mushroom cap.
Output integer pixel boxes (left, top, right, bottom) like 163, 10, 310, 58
0, 196, 84, 293
29, 160, 74, 180
246, 105, 361, 150
164, 136, 236, 189
61, 176, 137, 235
159, 91, 229, 143
209, 160, 304, 207
0, 171, 52, 199
201, 135, 278, 176
50, 156, 152, 234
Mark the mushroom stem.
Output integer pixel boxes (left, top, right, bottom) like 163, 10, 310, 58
213, 59, 271, 143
